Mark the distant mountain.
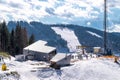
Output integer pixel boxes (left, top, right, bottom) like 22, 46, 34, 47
7, 21, 120, 54
108, 24, 120, 32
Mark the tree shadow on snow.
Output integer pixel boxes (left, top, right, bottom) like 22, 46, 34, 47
55, 70, 62, 76
115, 61, 120, 66
37, 68, 54, 78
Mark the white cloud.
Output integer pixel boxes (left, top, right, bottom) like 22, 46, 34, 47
0, 0, 120, 27
0, 0, 51, 22
87, 22, 91, 26
107, 0, 120, 8
54, 0, 101, 19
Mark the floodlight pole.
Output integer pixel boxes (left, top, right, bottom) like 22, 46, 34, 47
104, 0, 107, 55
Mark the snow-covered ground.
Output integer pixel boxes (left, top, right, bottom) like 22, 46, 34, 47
0, 57, 120, 80
52, 27, 81, 52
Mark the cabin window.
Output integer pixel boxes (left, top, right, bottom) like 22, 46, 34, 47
43, 56, 46, 59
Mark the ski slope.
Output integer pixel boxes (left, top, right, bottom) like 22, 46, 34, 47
0, 57, 120, 80
52, 27, 81, 52
87, 31, 102, 38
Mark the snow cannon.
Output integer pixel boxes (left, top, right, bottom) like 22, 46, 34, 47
2, 63, 7, 71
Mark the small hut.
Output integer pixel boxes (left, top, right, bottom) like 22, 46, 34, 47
50, 53, 71, 69
15, 55, 26, 61
94, 47, 101, 53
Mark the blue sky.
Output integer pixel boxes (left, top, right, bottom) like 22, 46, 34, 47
0, 0, 120, 30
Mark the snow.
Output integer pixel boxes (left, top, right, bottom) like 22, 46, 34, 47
24, 40, 56, 53
108, 25, 120, 33
51, 53, 70, 62
0, 56, 120, 80
52, 27, 81, 52
87, 31, 102, 38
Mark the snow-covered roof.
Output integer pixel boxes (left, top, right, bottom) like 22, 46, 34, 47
94, 47, 101, 49
51, 53, 71, 62
24, 40, 56, 53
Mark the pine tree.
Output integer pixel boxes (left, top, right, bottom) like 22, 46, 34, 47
0, 21, 10, 52
15, 23, 23, 54
0, 23, 2, 51
10, 29, 15, 56
22, 27, 28, 47
14, 23, 29, 55
0, 21, 30, 56
29, 34, 35, 45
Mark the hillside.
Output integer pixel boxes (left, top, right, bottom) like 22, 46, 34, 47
7, 21, 120, 53
0, 57, 120, 80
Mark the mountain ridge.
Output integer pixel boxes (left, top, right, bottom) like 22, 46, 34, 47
7, 21, 120, 54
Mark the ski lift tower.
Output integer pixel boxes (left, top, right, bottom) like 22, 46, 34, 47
76, 46, 86, 55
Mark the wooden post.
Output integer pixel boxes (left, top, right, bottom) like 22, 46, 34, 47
114, 57, 118, 63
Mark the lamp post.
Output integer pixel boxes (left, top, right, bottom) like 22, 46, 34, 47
104, 0, 107, 55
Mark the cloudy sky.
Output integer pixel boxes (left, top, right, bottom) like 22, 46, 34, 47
0, 0, 120, 30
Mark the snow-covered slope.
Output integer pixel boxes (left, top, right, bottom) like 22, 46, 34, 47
87, 31, 102, 38
52, 27, 81, 52
0, 58, 120, 80
7, 21, 120, 53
